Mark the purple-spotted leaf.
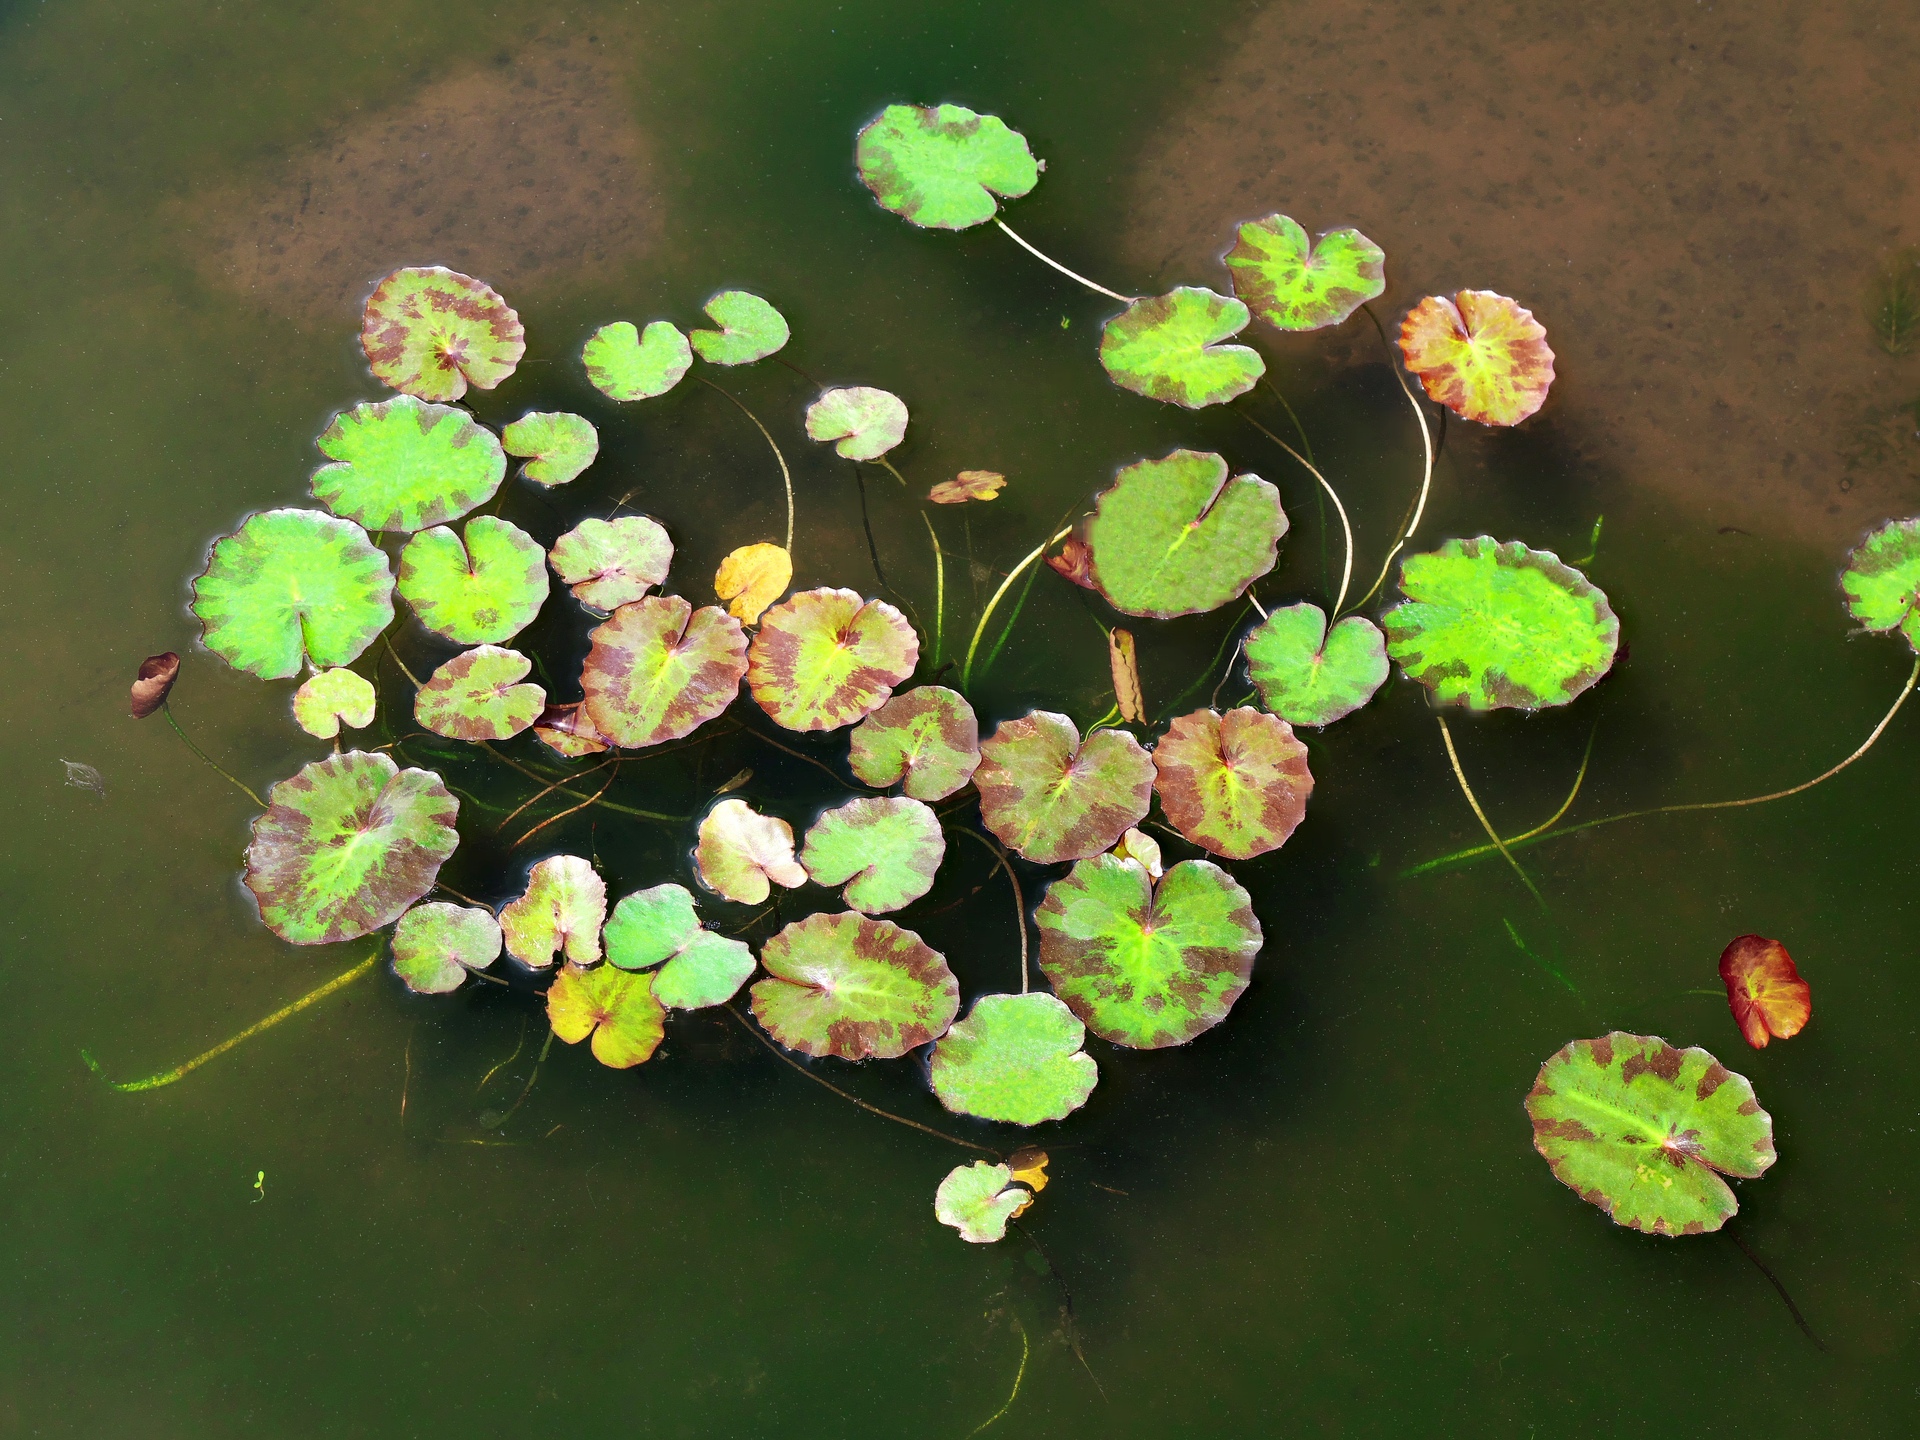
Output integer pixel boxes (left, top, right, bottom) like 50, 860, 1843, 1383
550, 516, 674, 614
1085, 449, 1286, 618
292, 667, 376, 739
501, 411, 598, 486
928, 470, 1005, 504
531, 701, 612, 759
391, 902, 501, 994
547, 963, 665, 1069
312, 395, 507, 533
1398, 291, 1555, 426
360, 266, 525, 403
500, 854, 606, 969
804, 387, 909, 461
414, 646, 545, 741
750, 911, 959, 1060
975, 711, 1154, 863
746, 587, 919, 732
847, 686, 981, 800
397, 516, 548, 645
1152, 707, 1313, 861
800, 796, 945, 914
1109, 826, 1163, 878
695, 798, 807, 904
580, 596, 748, 749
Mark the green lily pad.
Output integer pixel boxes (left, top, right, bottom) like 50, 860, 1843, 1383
934, 1160, 1033, 1244
548, 963, 666, 1069
929, 992, 1098, 1126
292, 667, 376, 739
975, 710, 1154, 863
747, 588, 919, 732
500, 854, 606, 969
602, 882, 757, 1007
1152, 707, 1313, 861
695, 798, 806, 905
1526, 1032, 1777, 1236
1224, 215, 1385, 332
804, 387, 909, 461
1383, 537, 1620, 711
1036, 855, 1261, 1049
580, 596, 748, 749
854, 102, 1039, 230
1398, 291, 1555, 426
414, 645, 545, 741
1085, 450, 1287, 618
391, 901, 501, 994
1098, 288, 1264, 409
690, 291, 790, 365
531, 702, 611, 759
1840, 518, 1920, 650
243, 750, 459, 946
584, 320, 691, 401
800, 796, 945, 915
501, 411, 599, 486
312, 395, 507, 534
550, 516, 674, 614
360, 266, 524, 403
750, 911, 959, 1060
651, 933, 757, 1009
847, 686, 981, 800
1244, 603, 1389, 726
397, 516, 548, 645
191, 509, 395, 680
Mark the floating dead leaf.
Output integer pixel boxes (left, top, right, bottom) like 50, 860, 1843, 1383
713, 767, 753, 795
530, 701, 611, 759
1006, 1146, 1050, 1194
1108, 627, 1144, 722
1718, 935, 1812, 1049
714, 543, 793, 625
928, 470, 1006, 504
130, 652, 180, 719
1046, 534, 1095, 589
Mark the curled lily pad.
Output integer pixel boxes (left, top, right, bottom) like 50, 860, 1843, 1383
192, 509, 394, 680
804, 387, 909, 461
1110, 826, 1162, 877
1046, 534, 1095, 589
130, 652, 180, 718
928, 470, 1005, 504
1383, 537, 1619, 711
1099, 288, 1264, 409
1840, 518, 1920, 650
551, 516, 674, 614
1036, 855, 1261, 1049
855, 103, 1039, 230
1399, 291, 1555, 426
312, 395, 507, 533
580, 596, 748, 749
930, 992, 1098, 1126
714, 542, 792, 626
750, 911, 958, 1060
398, 516, 548, 645
1526, 1033, 1776, 1236
747, 588, 918, 732
1086, 450, 1286, 618
975, 710, 1154, 863
501, 411, 599, 486
690, 291, 790, 365
391, 902, 501, 994
415, 645, 545, 741
935, 1160, 1033, 1244
244, 751, 459, 946
500, 854, 606, 968
548, 963, 665, 1069
800, 796, 945, 914
695, 798, 807, 904
584, 320, 691, 401
531, 702, 611, 758
361, 266, 524, 403
1153, 707, 1313, 861
602, 883, 755, 1007
847, 686, 980, 800
1225, 215, 1385, 332
293, 667, 376, 739
1245, 603, 1388, 726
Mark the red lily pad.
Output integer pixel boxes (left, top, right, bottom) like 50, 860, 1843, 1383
975, 710, 1154, 863
1398, 291, 1555, 426
750, 911, 959, 1060
550, 516, 674, 614
1152, 707, 1313, 861
847, 686, 981, 800
1718, 936, 1812, 1049
414, 646, 545, 741
360, 266, 525, 403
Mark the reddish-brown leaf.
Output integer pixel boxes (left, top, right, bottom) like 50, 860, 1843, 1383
1046, 535, 1095, 589
130, 652, 180, 718
1718, 935, 1811, 1049
928, 470, 1006, 505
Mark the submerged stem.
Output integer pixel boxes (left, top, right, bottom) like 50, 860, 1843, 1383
963, 525, 1074, 693
476, 741, 682, 822
1348, 306, 1437, 614
920, 510, 946, 668
1435, 715, 1548, 911
162, 702, 266, 807
1233, 407, 1355, 619
697, 377, 795, 556
511, 757, 623, 848
966, 1314, 1030, 1438
953, 827, 1028, 993
992, 218, 1138, 305
1728, 1227, 1827, 1352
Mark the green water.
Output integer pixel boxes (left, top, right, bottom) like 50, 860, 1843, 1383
5, 1, 1917, 1434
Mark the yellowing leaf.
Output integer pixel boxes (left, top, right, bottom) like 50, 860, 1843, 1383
1006, 1146, 1050, 1194
928, 470, 1005, 504
1108, 627, 1144, 722
714, 543, 792, 625
1109, 826, 1163, 878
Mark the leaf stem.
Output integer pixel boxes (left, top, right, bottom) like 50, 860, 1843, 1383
1728, 1227, 1828, 1352
1233, 406, 1355, 620
696, 376, 794, 557
161, 702, 266, 807
920, 510, 946, 668
992, 218, 1138, 305
511, 756, 623, 848
966, 1314, 1029, 1437
875, 456, 910, 489
1435, 715, 1548, 912
1348, 306, 1437, 614
953, 827, 1028, 993
476, 741, 682, 822
963, 525, 1074, 693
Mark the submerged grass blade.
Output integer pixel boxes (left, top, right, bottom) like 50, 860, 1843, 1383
1348, 304, 1437, 614
921, 510, 945, 668
963, 523, 1074, 692
992, 218, 1137, 304
697, 377, 794, 555
1435, 715, 1548, 911
966, 1314, 1030, 1437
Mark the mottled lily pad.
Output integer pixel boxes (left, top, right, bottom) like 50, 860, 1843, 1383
531, 702, 611, 759
928, 470, 1005, 504
804, 387, 909, 462
975, 710, 1154, 863
548, 963, 665, 1069
312, 395, 507, 533
1840, 518, 1920, 650
690, 291, 790, 365
1244, 603, 1388, 726
1225, 215, 1385, 332
747, 588, 919, 732
501, 411, 599, 486
847, 686, 980, 800
580, 596, 748, 749
414, 645, 545, 741
1399, 291, 1555, 426
391, 901, 501, 994
550, 516, 674, 614
695, 798, 807, 905
361, 266, 524, 403
1085, 450, 1286, 618
398, 516, 548, 645
1383, 537, 1619, 711
714, 542, 792, 626
935, 1160, 1033, 1244
929, 992, 1098, 1125
751, 911, 959, 1060
1036, 855, 1261, 1049
855, 103, 1039, 230
293, 667, 377, 739
1153, 707, 1313, 861
500, 854, 606, 968
604, 882, 756, 1007
1526, 1032, 1776, 1236
1099, 288, 1264, 409
584, 320, 692, 401
800, 796, 945, 914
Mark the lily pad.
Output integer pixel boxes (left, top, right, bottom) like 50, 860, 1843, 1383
1383, 537, 1620, 711
501, 411, 599, 486
1245, 603, 1389, 726
603, 882, 756, 1007
531, 702, 611, 758
191, 509, 395, 680
975, 710, 1154, 863
1036, 855, 1261, 1049
929, 992, 1098, 1126
243, 750, 459, 945
584, 320, 692, 401
928, 470, 1005, 504
398, 516, 549, 645
130, 651, 181, 719
855, 103, 1039, 230
580, 596, 748, 749
1526, 1032, 1776, 1236
548, 963, 666, 1069
750, 911, 959, 1060
1224, 215, 1385, 332
293, 667, 377, 739
1153, 707, 1313, 861
804, 387, 909, 461
934, 1160, 1033, 1244
653, 933, 757, 1010
847, 686, 981, 800
1398, 291, 1555, 426
500, 854, 606, 968
391, 902, 501, 994
1109, 826, 1162, 878
360, 266, 524, 403
747, 588, 919, 732
695, 798, 807, 904
1085, 450, 1286, 618
1718, 935, 1812, 1049
414, 645, 545, 741
312, 395, 507, 533
1840, 518, 1920, 650
550, 516, 675, 614
1099, 288, 1264, 409
714, 542, 792, 625
800, 796, 945, 914
690, 291, 790, 365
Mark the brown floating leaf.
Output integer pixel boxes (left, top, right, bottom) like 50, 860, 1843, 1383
928, 470, 1006, 504
531, 701, 612, 759
1045, 534, 1096, 589
1108, 627, 1144, 723
713, 542, 793, 626
130, 652, 180, 719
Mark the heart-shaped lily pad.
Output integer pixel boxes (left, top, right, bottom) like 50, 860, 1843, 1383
1244, 602, 1389, 726
500, 854, 606, 968
1383, 537, 1620, 711
1224, 215, 1385, 332
501, 411, 599, 486
1036, 855, 1261, 1049
975, 711, 1154, 864
1840, 518, 1920, 651
804, 387, 909, 461
751, 911, 959, 1060
531, 702, 612, 759
415, 646, 545, 741
935, 1160, 1033, 1244
747, 588, 919, 732
603, 882, 756, 1008
292, 667, 376, 739
929, 992, 1098, 1125
855, 103, 1039, 230
584, 320, 692, 401
548, 963, 666, 1069
391, 901, 502, 994
397, 516, 548, 645
361, 266, 524, 402
1399, 291, 1555, 426
551, 516, 674, 614
690, 291, 790, 365
695, 798, 807, 904
312, 395, 507, 533
1085, 449, 1287, 618
800, 796, 945, 914
847, 686, 981, 800
1099, 287, 1264, 409
1153, 707, 1313, 861
244, 751, 459, 946
580, 596, 748, 749
192, 509, 395, 680
1526, 1032, 1776, 1236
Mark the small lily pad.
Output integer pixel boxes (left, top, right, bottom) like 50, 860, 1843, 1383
584, 320, 692, 401
855, 103, 1039, 230
580, 596, 748, 749
929, 992, 1098, 1125
1109, 826, 1162, 878
928, 470, 1005, 504
292, 667, 376, 739
548, 963, 666, 1069
847, 686, 980, 800
414, 645, 545, 741
391, 902, 501, 994
1099, 287, 1264, 409
714, 542, 792, 626
1244, 603, 1388, 726
654, 934, 757, 1009
1840, 518, 1920, 651
550, 516, 675, 614
805, 387, 909, 461
130, 651, 180, 719
500, 854, 606, 969
935, 1160, 1033, 1244
690, 291, 790, 365
747, 588, 919, 732
602, 882, 756, 1007
1153, 707, 1313, 861
975, 710, 1154, 863
398, 516, 549, 645
695, 798, 807, 904
1224, 215, 1385, 332
501, 411, 599, 486
531, 702, 611, 759
750, 911, 959, 1060
312, 394, 507, 534
800, 796, 945, 914
361, 266, 524, 402
1399, 291, 1555, 426
1085, 450, 1286, 618
1718, 936, 1812, 1049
